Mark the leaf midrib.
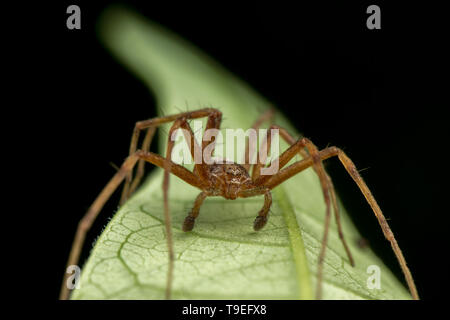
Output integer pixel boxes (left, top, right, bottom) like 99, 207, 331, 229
274, 186, 313, 299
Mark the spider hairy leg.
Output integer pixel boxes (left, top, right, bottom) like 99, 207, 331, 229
61, 109, 223, 300
250, 124, 354, 299
59, 150, 203, 300
121, 108, 222, 204
258, 126, 354, 266
242, 108, 275, 171
263, 145, 419, 300
253, 190, 272, 231
183, 191, 208, 231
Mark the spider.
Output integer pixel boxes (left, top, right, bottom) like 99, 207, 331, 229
60, 108, 419, 300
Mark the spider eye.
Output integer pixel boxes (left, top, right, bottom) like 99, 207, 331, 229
225, 166, 238, 175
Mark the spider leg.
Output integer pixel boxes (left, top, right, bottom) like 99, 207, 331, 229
127, 127, 156, 196
121, 108, 222, 203
272, 127, 353, 269
182, 191, 208, 231
254, 190, 272, 231
242, 108, 275, 171
236, 187, 272, 231
198, 109, 222, 177
159, 113, 224, 298
254, 127, 354, 299
262, 146, 419, 300
60, 150, 203, 300
284, 132, 354, 260
252, 134, 336, 299
250, 124, 307, 180
157, 110, 223, 234
88, 109, 219, 301
139, 113, 218, 299
251, 125, 274, 180
169, 110, 223, 233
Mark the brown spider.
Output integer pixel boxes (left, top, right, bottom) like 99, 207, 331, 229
60, 108, 419, 300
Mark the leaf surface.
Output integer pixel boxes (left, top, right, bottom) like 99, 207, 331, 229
71, 7, 411, 300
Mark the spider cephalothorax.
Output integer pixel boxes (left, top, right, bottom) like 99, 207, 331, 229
206, 163, 255, 199
61, 108, 419, 301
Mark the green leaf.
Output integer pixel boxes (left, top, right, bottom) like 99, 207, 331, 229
71, 6, 411, 300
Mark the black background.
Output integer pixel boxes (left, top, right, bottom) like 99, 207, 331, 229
32, 1, 447, 302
